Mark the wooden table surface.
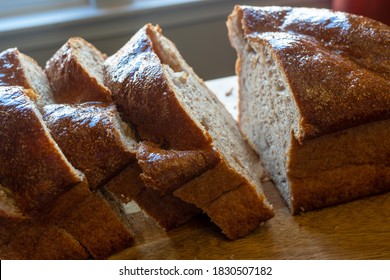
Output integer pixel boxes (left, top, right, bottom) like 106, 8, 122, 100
109, 76, 390, 260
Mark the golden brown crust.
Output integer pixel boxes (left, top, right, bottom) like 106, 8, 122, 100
31, 226, 89, 260
43, 103, 137, 190
203, 184, 274, 240
233, 5, 390, 142
106, 162, 144, 204
0, 184, 25, 221
1, 178, 134, 259
134, 185, 201, 230
0, 48, 53, 108
0, 48, 30, 88
105, 23, 274, 239
45, 37, 112, 104
0, 220, 89, 260
174, 160, 246, 207
57, 190, 134, 259
41, 179, 91, 223
104, 24, 211, 150
287, 119, 390, 213
136, 141, 220, 194
0, 86, 83, 214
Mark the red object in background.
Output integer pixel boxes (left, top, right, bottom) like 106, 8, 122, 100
332, 0, 390, 25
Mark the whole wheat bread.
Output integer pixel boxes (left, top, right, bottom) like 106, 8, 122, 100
45, 37, 112, 103
45, 37, 201, 230
227, 5, 390, 213
43, 102, 138, 190
0, 86, 84, 215
0, 48, 54, 109
105, 24, 274, 239
0, 219, 89, 260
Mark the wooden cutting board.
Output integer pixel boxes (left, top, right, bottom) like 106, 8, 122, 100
109, 76, 390, 260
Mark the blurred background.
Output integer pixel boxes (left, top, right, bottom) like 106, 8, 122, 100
0, 0, 388, 80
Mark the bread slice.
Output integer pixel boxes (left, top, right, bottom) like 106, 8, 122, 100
227, 5, 390, 213
42, 101, 199, 230
0, 180, 134, 260
45, 37, 112, 103
136, 141, 220, 194
0, 86, 84, 215
106, 161, 201, 230
0, 48, 54, 108
57, 189, 134, 259
0, 179, 91, 260
0, 220, 89, 260
105, 24, 274, 239
43, 102, 138, 190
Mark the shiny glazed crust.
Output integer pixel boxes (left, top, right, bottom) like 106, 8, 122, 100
0, 48, 32, 88
104, 25, 211, 150
230, 5, 390, 142
228, 5, 390, 213
0, 86, 83, 214
43, 102, 137, 190
0, 48, 54, 108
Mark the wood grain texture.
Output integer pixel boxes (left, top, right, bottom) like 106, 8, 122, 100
111, 180, 390, 260
109, 76, 390, 260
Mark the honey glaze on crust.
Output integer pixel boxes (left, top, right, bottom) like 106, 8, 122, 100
238, 6, 390, 142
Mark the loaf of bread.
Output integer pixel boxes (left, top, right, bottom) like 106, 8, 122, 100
45, 37, 112, 103
227, 5, 390, 213
0, 45, 136, 258
45, 37, 201, 230
105, 24, 274, 239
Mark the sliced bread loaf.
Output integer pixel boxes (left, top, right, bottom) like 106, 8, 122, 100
105, 24, 274, 239
0, 85, 135, 259
227, 5, 390, 213
44, 37, 201, 231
